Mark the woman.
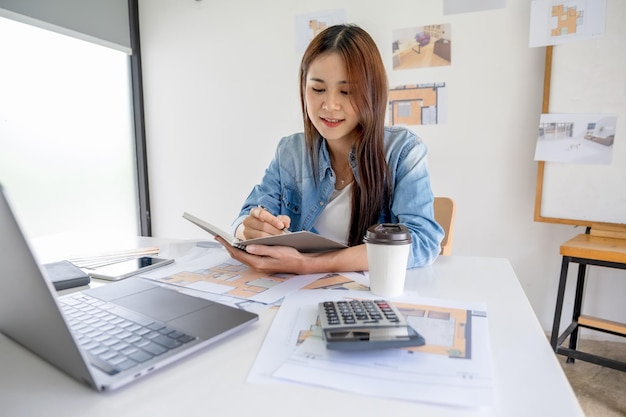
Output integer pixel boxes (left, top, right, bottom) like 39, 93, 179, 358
216, 24, 443, 274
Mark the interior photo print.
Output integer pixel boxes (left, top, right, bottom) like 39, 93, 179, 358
392, 23, 452, 70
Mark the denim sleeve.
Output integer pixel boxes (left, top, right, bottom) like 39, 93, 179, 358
230, 139, 287, 235
388, 136, 444, 268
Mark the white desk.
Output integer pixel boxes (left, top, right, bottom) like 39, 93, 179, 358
0, 239, 583, 417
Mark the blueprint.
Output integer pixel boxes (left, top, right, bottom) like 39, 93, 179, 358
249, 289, 494, 409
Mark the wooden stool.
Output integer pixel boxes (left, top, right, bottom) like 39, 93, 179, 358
550, 225, 626, 372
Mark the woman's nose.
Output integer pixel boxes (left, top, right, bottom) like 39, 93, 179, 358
322, 93, 340, 111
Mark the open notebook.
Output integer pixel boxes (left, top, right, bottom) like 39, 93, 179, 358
183, 212, 347, 253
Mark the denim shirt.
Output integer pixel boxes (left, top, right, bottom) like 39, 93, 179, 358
232, 126, 444, 268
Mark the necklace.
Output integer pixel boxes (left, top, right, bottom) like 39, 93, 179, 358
334, 165, 353, 189
331, 151, 353, 189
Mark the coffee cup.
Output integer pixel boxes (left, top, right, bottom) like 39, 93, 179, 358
363, 223, 412, 297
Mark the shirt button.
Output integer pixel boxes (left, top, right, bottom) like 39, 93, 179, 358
319, 201, 324, 206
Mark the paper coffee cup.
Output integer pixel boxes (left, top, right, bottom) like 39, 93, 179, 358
363, 224, 412, 297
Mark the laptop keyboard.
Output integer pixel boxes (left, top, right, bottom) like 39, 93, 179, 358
59, 294, 197, 375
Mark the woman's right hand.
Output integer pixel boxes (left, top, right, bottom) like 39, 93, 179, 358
239, 206, 291, 239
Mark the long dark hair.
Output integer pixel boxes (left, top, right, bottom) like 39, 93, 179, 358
299, 24, 391, 246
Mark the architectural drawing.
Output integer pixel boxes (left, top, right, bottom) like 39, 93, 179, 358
302, 272, 369, 291
295, 298, 474, 359
269, 290, 494, 408
395, 302, 473, 358
308, 20, 327, 38
550, 2, 584, 37
157, 262, 295, 300
294, 9, 347, 53
388, 82, 447, 126
529, 0, 605, 47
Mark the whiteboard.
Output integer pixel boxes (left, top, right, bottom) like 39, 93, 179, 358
535, 0, 626, 226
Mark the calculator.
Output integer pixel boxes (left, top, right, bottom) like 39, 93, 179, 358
318, 299, 426, 351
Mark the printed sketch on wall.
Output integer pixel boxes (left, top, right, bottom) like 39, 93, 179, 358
534, 113, 617, 164
388, 83, 448, 126
294, 9, 347, 54
529, 0, 606, 47
392, 24, 451, 70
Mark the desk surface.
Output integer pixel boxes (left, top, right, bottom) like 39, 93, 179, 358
0, 239, 583, 417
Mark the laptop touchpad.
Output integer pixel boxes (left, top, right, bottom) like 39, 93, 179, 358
113, 286, 212, 322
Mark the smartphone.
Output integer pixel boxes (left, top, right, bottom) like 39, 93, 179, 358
88, 256, 174, 281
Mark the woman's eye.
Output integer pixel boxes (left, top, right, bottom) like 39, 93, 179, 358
341, 90, 350, 96
311, 87, 324, 93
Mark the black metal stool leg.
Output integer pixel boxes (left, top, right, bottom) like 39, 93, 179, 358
551, 256, 570, 351
566, 263, 587, 363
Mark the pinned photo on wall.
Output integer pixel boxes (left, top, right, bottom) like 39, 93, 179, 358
529, 0, 606, 47
388, 83, 447, 126
392, 24, 451, 70
534, 113, 617, 165
294, 10, 347, 54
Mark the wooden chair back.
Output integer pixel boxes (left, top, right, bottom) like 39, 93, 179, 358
434, 197, 456, 255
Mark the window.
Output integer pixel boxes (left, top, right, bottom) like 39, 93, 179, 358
0, 16, 140, 240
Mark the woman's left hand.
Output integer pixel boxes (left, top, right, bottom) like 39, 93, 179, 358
215, 236, 314, 274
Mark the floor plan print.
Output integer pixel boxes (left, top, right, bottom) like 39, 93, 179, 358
529, 0, 605, 47
294, 297, 474, 359
551, 2, 584, 37
388, 82, 447, 126
264, 290, 494, 407
301, 272, 368, 291
156, 261, 296, 302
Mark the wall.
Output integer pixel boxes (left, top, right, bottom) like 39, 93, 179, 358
138, 0, 626, 337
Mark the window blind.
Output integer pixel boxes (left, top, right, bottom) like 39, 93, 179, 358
0, 0, 131, 53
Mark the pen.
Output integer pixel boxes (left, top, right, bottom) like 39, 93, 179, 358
258, 205, 290, 232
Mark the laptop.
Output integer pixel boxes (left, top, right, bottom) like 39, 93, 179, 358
0, 185, 258, 391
